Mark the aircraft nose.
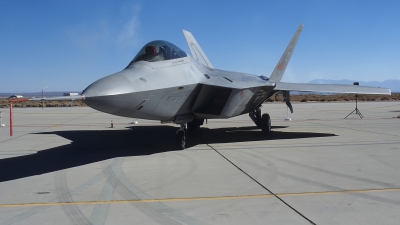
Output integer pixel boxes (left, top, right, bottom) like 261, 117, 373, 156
82, 72, 134, 98
82, 72, 135, 114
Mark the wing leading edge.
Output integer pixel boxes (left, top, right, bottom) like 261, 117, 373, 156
274, 82, 391, 95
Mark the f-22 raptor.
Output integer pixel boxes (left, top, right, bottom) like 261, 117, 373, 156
33, 24, 390, 149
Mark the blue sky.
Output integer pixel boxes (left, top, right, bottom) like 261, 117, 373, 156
1, 1, 399, 92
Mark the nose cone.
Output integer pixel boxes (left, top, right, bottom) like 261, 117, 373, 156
82, 72, 135, 114
83, 72, 134, 97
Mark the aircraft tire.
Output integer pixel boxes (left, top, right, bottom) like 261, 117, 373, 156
175, 130, 186, 149
261, 113, 271, 133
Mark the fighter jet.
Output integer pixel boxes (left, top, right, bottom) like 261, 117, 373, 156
31, 24, 390, 149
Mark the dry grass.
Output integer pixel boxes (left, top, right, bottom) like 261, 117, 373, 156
266, 93, 400, 103
1, 93, 399, 108
0, 99, 87, 108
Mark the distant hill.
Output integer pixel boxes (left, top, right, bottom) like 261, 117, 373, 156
308, 79, 400, 93
0, 91, 82, 98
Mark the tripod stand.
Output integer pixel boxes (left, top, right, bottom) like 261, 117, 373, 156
344, 94, 363, 119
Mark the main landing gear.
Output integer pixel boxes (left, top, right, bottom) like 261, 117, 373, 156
260, 113, 271, 133
249, 107, 271, 133
175, 111, 271, 149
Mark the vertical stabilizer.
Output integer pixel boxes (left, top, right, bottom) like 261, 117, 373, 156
183, 30, 214, 69
269, 24, 303, 82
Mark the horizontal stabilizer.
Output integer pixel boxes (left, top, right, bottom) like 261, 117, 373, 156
29, 95, 85, 101
275, 82, 391, 95
183, 30, 214, 69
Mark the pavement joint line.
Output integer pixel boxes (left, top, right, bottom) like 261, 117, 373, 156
306, 120, 400, 138
209, 141, 400, 150
1, 187, 400, 208
207, 144, 317, 225
277, 187, 400, 197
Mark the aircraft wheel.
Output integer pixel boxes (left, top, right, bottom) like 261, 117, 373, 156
261, 113, 271, 133
175, 130, 186, 149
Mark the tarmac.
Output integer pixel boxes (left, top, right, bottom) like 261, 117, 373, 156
0, 101, 399, 225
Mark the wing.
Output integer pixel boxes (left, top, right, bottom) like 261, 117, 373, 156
274, 82, 391, 95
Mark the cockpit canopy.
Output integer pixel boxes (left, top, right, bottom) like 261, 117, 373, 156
129, 40, 187, 66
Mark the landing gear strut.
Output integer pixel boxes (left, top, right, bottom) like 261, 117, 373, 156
249, 108, 262, 128
175, 119, 204, 149
249, 107, 271, 133
175, 123, 186, 149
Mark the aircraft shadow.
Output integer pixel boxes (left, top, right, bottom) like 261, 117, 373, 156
0, 125, 336, 182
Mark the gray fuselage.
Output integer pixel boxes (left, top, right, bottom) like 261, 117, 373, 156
82, 55, 275, 123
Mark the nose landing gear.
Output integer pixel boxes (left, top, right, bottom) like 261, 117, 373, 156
175, 119, 204, 149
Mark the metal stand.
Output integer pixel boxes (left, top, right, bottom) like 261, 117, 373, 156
344, 95, 363, 119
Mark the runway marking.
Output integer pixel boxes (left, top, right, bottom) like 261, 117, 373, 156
1, 188, 399, 208
208, 144, 317, 225
306, 120, 400, 138
0, 194, 273, 208
278, 187, 400, 197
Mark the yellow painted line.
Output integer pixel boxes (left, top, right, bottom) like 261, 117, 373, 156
0, 194, 273, 208
0, 188, 399, 208
277, 187, 400, 197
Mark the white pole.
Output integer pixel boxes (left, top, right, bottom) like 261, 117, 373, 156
285, 106, 291, 121
0, 111, 4, 126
